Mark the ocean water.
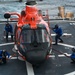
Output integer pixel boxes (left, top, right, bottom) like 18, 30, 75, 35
0, 0, 75, 19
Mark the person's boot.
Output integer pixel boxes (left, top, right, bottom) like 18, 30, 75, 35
59, 40, 63, 43
6, 35, 8, 42
11, 35, 13, 42
6, 39, 8, 42
70, 61, 75, 64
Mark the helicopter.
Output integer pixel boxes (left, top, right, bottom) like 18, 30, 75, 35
4, 0, 52, 65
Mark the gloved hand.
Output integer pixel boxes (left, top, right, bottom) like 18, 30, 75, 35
9, 56, 12, 59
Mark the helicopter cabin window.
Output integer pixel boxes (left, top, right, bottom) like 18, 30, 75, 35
20, 28, 49, 43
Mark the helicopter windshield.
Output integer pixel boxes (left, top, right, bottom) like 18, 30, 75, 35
20, 29, 49, 43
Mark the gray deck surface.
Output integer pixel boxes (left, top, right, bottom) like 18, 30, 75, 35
0, 21, 75, 75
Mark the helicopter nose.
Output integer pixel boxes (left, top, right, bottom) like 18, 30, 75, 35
25, 49, 47, 65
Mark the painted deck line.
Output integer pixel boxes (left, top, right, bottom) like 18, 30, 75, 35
58, 54, 71, 57
51, 33, 72, 36
11, 57, 17, 59
0, 42, 14, 46
0, 41, 74, 75
64, 71, 75, 75
58, 43, 74, 48
3, 33, 71, 40
4, 36, 14, 39
10, 56, 25, 61
52, 42, 75, 48
70, 23, 75, 25
9, 56, 34, 75
26, 61, 34, 75
10, 54, 72, 59
48, 54, 71, 58
48, 55, 55, 58
3, 33, 72, 39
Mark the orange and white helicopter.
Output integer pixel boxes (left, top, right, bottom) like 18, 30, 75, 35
4, 0, 52, 65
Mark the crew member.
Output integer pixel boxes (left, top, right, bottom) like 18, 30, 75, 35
0, 50, 10, 64
70, 47, 75, 63
64, 47, 75, 63
52, 24, 63, 45
4, 23, 13, 42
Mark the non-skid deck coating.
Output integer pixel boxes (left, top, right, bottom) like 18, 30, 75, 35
0, 21, 75, 75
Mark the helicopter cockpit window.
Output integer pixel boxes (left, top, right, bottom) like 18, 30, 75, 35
20, 29, 49, 43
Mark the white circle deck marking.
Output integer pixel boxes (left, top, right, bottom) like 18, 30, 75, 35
26, 61, 34, 75
0, 42, 14, 46
52, 42, 75, 48
58, 43, 74, 48
51, 33, 72, 36
0, 42, 34, 75
0, 42, 75, 75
